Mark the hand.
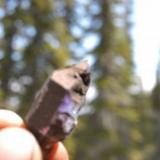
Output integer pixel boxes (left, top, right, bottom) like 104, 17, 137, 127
0, 109, 69, 160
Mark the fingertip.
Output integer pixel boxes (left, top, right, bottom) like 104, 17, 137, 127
32, 137, 42, 160
50, 142, 69, 160
0, 110, 24, 128
0, 127, 42, 160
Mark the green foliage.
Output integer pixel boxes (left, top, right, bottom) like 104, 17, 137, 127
151, 65, 160, 159
0, 0, 73, 115
0, 0, 158, 160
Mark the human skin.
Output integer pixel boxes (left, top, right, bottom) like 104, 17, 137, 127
0, 109, 69, 160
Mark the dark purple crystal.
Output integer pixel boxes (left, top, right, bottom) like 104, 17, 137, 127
25, 61, 90, 146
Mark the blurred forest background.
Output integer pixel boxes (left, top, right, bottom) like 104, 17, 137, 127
0, 0, 160, 160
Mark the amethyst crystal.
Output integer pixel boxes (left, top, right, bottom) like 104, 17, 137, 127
25, 61, 90, 145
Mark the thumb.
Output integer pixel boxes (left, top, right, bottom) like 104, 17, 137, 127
0, 127, 42, 160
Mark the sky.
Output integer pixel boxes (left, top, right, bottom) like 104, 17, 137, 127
132, 0, 160, 91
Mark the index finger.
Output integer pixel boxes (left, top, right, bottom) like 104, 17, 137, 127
49, 142, 69, 160
0, 110, 42, 160
0, 110, 24, 129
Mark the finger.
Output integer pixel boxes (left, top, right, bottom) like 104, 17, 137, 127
0, 127, 42, 160
0, 110, 24, 129
50, 142, 69, 160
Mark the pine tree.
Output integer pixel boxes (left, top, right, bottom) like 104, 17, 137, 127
151, 61, 160, 159
0, 0, 73, 115
68, 0, 136, 159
